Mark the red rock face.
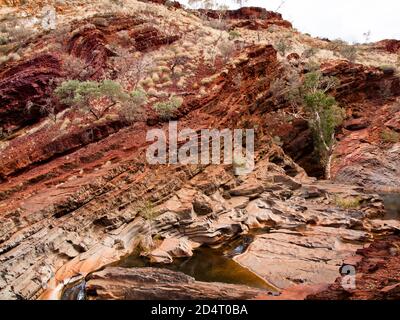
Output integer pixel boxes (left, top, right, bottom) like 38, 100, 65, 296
331, 99, 400, 191
374, 39, 400, 54
199, 7, 292, 30
259, 59, 400, 179
66, 15, 180, 79
287, 52, 300, 61
0, 43, 290, 300
0, 54, 63, 130
177, 44, 280, 128
203, 6, 287, 21
67, 25, 114, 80
321, 60, 400, 102
0, 13, 182, 132
318, 61, 400, 190
129, 26, 180, 52
0, 119, 125, 181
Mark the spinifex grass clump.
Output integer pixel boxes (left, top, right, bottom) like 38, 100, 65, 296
153, 96, 183, 121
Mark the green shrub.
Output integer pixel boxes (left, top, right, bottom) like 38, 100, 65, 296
340, 45, 357, 62
267, 67, 342, 179
0, 35, 9, 45
303, 72, 343, 154
381, 128, 399, 144
0, 127, 9, 140
304, 91, 344, 151
109, 0, 123, 6
302, 47, 319, 59
207, 19, 228, 31
335, 196, 361, 209
153, 96, 183, 121
138, 200, 156, 221
130, 89, 147, 106
228, 30, 241, 40
218, 40, 235, 63
275, 39, 293, 57
304, 60, 320, 72
272, 136, 283, 146
137, 200, 158, 237
119, 89, 148, 123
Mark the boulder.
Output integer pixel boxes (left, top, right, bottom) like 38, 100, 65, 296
85, 267, 273, 300
192, 193, 214, 215
148, 237, 193, 264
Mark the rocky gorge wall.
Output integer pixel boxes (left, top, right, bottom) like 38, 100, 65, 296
0, 0, 399, 300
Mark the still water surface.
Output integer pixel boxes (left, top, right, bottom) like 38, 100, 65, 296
381, 193, 400, 220
62, 232, 276, 299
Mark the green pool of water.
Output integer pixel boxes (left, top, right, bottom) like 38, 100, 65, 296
119, 242, 275, 292
62, 231, 277, 300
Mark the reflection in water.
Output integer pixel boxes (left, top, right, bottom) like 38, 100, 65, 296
61, 232, 277, 300
61, 280, 86, 300
119, 248, 275, 291
381, 193, 400, 220
119, 236, 276, 292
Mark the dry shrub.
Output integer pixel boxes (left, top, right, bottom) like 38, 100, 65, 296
218, 40, 234, 63
62, 54, 94, 80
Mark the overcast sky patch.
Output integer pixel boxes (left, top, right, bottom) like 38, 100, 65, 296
179, 0, 400, 43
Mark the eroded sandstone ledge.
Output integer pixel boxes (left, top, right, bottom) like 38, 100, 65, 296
85, 267, 273, 300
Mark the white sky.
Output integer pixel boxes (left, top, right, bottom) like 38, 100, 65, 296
178, 0, 400, 43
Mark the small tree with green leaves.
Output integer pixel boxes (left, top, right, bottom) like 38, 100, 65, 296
271, 67, 343, 178
54, 80, 135, 120
302, 71, 344, 179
